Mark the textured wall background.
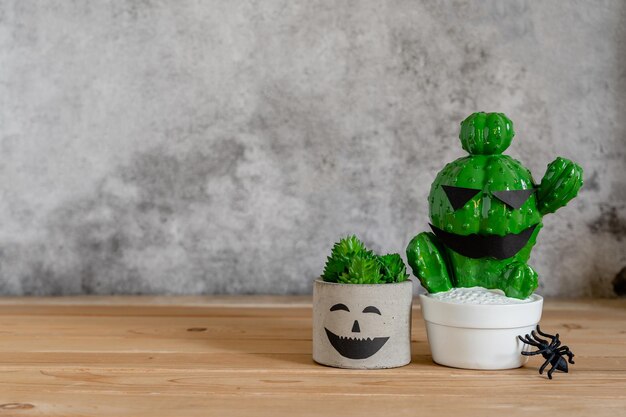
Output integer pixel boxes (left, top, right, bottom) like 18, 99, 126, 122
0, 0, 625, 296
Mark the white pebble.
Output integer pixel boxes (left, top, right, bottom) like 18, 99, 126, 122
429, 287, 533, 305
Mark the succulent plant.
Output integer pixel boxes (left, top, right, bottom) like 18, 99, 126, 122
406, 112, 583, 299
323, 236, 408, 284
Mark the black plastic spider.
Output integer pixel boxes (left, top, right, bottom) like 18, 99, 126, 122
518, 325, 575, 379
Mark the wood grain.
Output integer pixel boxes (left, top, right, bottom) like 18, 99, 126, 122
0, 297, 624, 417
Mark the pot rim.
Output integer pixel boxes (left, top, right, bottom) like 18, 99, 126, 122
314, 277, 413, 288
419, 291, 543, 309
419, 292, 543, 329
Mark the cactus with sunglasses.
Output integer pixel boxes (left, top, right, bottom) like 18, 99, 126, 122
406, 112, 583, 299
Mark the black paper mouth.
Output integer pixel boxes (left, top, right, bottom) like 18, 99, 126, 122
324, 328, 389, 359
430, 223, 538, 260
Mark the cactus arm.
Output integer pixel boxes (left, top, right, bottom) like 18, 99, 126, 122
536, 157, 584, 216
502, 262, 538, 299
406, 232, 453, 293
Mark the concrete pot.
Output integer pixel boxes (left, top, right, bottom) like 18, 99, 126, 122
419, 291, 543, 370
312, 278, 413, 369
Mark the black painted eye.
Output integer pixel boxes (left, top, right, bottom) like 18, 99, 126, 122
442, 185, 481, 211
330, 303, 349, 312
492, 189, 535, 210
362, 306, 381, 315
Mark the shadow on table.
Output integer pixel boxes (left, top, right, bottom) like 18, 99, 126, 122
197, 322, 436, 370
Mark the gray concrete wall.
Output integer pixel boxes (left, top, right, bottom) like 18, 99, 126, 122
0, 0, 624, 296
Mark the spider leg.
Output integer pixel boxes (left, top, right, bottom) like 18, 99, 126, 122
518, 335, 543, 354
548, 341, 561, 355
536, 325, 556, 341
558, 347, 575, 364
539, 353, 556, 375
531, 330, 549, 345
547, 360, 558, 379
518, 335, 543, 348
521, 350, 545, 356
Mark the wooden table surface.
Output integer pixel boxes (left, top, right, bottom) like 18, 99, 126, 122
0, 296, 624, 417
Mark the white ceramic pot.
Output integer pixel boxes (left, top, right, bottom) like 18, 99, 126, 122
312, 278, 413, 369
419, 291, 543, 370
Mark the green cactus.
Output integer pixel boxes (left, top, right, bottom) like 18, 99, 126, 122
406, 112, 583, 299
406, 232, 452, 292
323, 236, 408, 284
537, 157, 584, 215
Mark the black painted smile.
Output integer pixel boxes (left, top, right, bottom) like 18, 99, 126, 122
324, 328, 389, 359
430, 224, 538, 260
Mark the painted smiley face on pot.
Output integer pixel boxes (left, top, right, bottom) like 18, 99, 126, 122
324, 303, 390, 359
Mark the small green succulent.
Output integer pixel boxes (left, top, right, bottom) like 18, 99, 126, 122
322, 236, 408, 284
